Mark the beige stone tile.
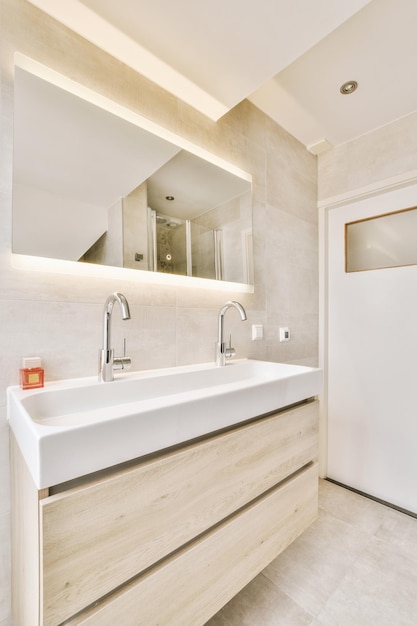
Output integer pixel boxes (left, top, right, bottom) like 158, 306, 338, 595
264, 207, 318, 334
346, 115, 417, 194
206, 572, 314, 626
246, 339, 268, 362
265, 206, 318, 279
317, 536, 417, 625
124, 304, 177, 371
245, 310, 268, 362
266, 312, 319, 366
0, 257, 178, 306
177, 99, 266, 182
175, 306, 265, 366
220, 100, 267, 150
263, 198, 318, 363
176, 100, 224, 158
267, 171, 317, 226
319, 479, 387, 535
317, 143, 348, 201
173, 277, 260, 314
265, 129, 317, 225
318, 110, 417, 202
175, 307, 218, 366
175, 286, 242, 312
376, 507, 417, 561
0, 299, 177, 395
251, 198, 268, 308
0, 299, 103, 391
265, 116, 317, 186
263, 509, 371, 617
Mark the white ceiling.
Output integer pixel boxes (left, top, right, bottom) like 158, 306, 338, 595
28, 0, 417, 152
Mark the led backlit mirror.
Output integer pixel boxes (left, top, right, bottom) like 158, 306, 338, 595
12, 64, 253, 286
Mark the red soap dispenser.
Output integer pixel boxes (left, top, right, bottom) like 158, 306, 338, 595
19, 357, 44, 390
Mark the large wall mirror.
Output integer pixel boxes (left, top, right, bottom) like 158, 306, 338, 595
12, 60, 253, 287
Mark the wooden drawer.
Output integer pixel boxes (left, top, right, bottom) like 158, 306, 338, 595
40, 400, 318, 625
70, 463, 318, 625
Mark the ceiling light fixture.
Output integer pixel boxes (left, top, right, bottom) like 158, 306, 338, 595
165, 195, 175, 201
340, 80, 358, 95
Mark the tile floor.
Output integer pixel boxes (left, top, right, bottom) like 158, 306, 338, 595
207, 479, 417, 626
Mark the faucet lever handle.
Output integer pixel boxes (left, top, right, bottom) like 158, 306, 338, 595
225, 333, 236, 359
113, 337, 131, 371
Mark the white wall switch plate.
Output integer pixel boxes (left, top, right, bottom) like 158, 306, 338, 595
279, 327, 290, 342
251, 324, 264, 340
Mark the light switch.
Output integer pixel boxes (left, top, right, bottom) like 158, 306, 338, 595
279, 327, 290, 342
251, 324, 264, 340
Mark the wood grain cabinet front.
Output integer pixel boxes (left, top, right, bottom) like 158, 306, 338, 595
12, 399, 319, 626
71, 464, 318, 626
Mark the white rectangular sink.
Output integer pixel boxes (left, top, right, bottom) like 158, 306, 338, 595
7, 359, 322, 489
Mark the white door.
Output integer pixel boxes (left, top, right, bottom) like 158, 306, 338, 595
326, 184, 417, 514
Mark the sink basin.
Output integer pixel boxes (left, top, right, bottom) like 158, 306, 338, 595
7, 359, 322, 489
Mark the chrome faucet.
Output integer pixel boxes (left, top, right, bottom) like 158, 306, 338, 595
99, 292, 131, 382
216, 300, 247, 366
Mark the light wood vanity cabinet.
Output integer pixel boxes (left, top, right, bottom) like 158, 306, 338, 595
11, 399, 319, 626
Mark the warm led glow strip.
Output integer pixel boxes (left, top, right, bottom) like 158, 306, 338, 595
11, 254, 254, 293
13, 53, 252, 185
24, 0, 229, 121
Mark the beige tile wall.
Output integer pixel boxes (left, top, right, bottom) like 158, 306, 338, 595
0, 0, 318, 621
318, 110, 417, 202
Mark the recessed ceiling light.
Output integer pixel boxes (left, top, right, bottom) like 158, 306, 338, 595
340, 81, 358, 95
165, 195, 175, 201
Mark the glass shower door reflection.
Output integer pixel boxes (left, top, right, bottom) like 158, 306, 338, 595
149, 209, 187, 275
148, 209, 222, 280
190, 222, 217, 280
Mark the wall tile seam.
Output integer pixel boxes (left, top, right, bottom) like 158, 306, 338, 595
264, 206, 319, 229
265, 168, 318, 193
266, 157, 317, 177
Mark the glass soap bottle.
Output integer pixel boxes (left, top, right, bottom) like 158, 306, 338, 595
19, 357, 44, 390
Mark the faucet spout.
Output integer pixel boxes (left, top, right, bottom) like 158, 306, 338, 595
99, 292, 131, 382
102, 292, 130, 353
216, 301, 247, 367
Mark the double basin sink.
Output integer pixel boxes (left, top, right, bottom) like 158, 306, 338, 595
7, 359, 322, 489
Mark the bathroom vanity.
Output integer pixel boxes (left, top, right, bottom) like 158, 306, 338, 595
9, 360, 320, 625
